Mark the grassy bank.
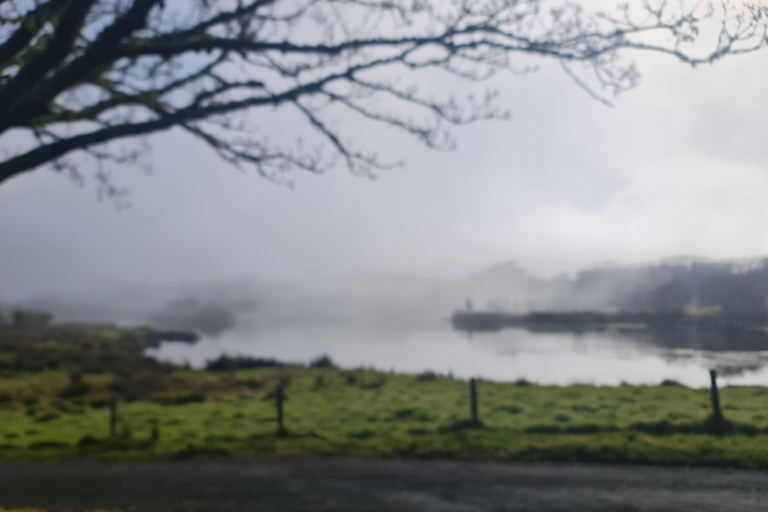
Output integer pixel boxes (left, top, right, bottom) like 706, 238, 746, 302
0, 325, 182, 374
2, 364, 768, 467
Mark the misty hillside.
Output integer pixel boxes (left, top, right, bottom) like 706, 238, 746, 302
5, 256, 768, 335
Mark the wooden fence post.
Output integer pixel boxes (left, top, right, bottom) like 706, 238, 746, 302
151, 419, 160, 443
470, 378, 479, 427
276, 383, 287, 437
109, 396, 117, 438
710, 370, 722, 420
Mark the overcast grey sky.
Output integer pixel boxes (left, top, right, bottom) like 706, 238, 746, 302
2, 16, 768, 302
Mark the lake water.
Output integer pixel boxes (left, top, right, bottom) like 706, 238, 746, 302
145, 324, 768, 388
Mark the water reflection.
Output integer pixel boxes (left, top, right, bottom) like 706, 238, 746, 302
146, 324, 768, 388
604, 327, 768, 353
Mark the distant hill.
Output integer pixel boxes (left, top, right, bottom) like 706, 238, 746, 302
545, 257, 768, 319
460, 261, 551, 311
657, 255, 715, 266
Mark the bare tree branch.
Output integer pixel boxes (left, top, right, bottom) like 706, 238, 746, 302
0, 0, 766, 193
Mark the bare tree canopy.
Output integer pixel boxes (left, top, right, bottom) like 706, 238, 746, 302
0, 0, 766, 193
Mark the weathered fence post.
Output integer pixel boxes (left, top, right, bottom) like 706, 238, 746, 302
151, 419, 160, 443
470, 378, 479, 427
109, 396, 117, 438
276, 383, 287, 437
710, 370, 722, 420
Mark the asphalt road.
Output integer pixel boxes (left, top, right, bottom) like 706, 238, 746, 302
1, 461, 767, 511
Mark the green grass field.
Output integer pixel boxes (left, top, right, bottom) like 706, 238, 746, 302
3, 366, 768, 467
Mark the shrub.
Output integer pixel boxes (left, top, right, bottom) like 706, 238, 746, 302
438, 419, 484, 432
562, 423, 615, 434
69, 368, 84, 384
571, 404, 596, 413
204, 434, 240, 443
415, 371, 438, 382
360, 377, 385, 389
170, 444, 230, 460
237, 378, 263, 390
309, 355, 336, 368
392, 408, 418, 420
90, 396, 111, 409
35, 410, 60, 422
152, 391, 206, 406
59, 381, 90, 398
206, 355, 295, 371
77, 435, 100, 447
347, 429, 376, 440
28, 440, 69, 450
524, 425, 561, 434
660, 379, 686, 387
109, 371, 166, 401
628, 420, 678, 435
51, 398, 75, 413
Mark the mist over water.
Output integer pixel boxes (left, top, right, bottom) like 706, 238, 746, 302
10, 258, 768, 388
145, 324, 768, 388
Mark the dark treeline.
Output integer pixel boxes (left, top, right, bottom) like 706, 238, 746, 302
460, 258, 768, 323
205, 354, 337, 372
559, 259, 768, 322
454, 258, 768, 338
